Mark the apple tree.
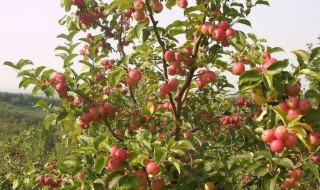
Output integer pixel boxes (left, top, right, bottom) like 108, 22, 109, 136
3, 0, 320, 189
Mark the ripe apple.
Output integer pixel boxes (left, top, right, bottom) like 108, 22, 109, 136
160, 83, 171, 94
196, 80, 206, 88
175, 52, 186, 62
184, 130, 193, 139
283, 133, 297, 148
81, 113, 92, 124
285, 81, 301, 96
44, 176, 52, 185
38, 176, 45, 184
287, 108, 301, 120
281, 178, 295, 189
133, 11, 145, 21
167, 66, 176, 75
309, 131, 320, 145
151, 178, 165, 190
290, 168, 302, 180
286, 97, 299, 108
261, 129, 275, 143
263, 51, 271, 59
134, 0, 146, 11
232, 62, 245, 75
169, 78, 179, 91
279, 101, 289, 113
115, 148, 128, 160
146, 161, 160, 174
56, 82, 67, 92
177, 0, 188, 8
201, 23, 214, 35
212, 28, 225, 41
270, 139, 285, 152
110, 146, 119, 157
298, 99, 311, 115
108, 157, 122, 170
151, 2, 163, 13
221, 38, 230, 47
164, 50, 175, 62
219, 21, 230, 30
128, 68, 142, 81
262, 58, 277, 71
184, 46, 193, 56
274, 126, 288, 140
225, 28, 235, 37
312, 156, 320, 164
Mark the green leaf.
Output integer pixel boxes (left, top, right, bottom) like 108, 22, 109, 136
300, 69, 320, 79
268, 47, 284, 54
107, 171, 123, 189
44, 114, 54, 130
245, 161, 267, 174
109, 70, 127, 86
229, 31, 246, 51
17, 59, 33, 69
262, 74, 273, 90
305, 160, 320, 179
154, 146, 166, 163
3, 61, 18, 69
168, 157, 181, 174
267, 59, 289, 75
64, 54, 77, 66
176, 140, 195, 150
304, 109, 320, 122
35, 66, 46, 77
93, 135, 107, 150
126, 23, 145, 41
292, 50, 309, 63
310, 47, 320, 61
12, 179, 19, 189
237, 19, 251, 27
19, 78, 35, 89
34, 99, 48, 109
277, 158, 294, 169
305, 90, 320, 99
256, 0, 270, 6
94, 156, 107, 173
272, 107, 289, 126
239, 70, 261, 84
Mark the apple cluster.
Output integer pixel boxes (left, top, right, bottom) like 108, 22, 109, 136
220, 115, 241, 126
50, 72, 72, 100
132, 1, 148, 22
158, 78, 180, 98
236, 97, 252, 108
281, 168, 303, 189
80, 103, 115, 129
106, 146, 129, 171
278, 96, 311, 120
38, 176, 62, 189
262, 126, 297, 152
165, 47, 193, 76
196, 70, 217, 88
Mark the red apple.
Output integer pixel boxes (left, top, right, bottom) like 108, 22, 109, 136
134, 0, 146, 11
281, 178, 295, 189
176, 0, 188, 8
286, 97, 299, 108
262, 129, 275, 143
312, 156, 320, 164
225, 28, 235, 37
167, 66, 176, 75
129, 69, 142, 81
270, 139, 285, 152
110, 146, 119, 157
290, 168, 302, 180
146, 161, 160, 174
279, 101, 289, 113
164, 50, 175, 62
160, 83, 171, 94
115, 148, 128, 161
309, 131, 320, 145
151, 2, 163, 13
274, 126, 288, 140
151, 178, 165, 190
169, 78, 179, 91
285, 81, 301, 96
184, 130, 193, 139
133, 11, 145, 21
298, 99, 311, 115
232, 62, 245, 75
283, 133, 297, 148
287, 108, 301, 120
219, 20, 230, 30
108, 157, 122, 170
212, 28, 225, 41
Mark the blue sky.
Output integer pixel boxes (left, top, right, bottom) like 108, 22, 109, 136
0, 0, 319, 93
